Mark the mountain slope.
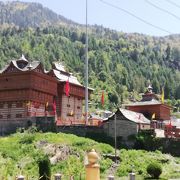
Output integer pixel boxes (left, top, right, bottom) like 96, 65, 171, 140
0, 1, 179, 110
0, 1, 76, 28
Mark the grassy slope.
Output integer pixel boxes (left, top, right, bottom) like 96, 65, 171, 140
0, 132, 179, 179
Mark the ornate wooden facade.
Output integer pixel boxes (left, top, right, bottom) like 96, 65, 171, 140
48, 62, 92, 126
0, 55, 91, 134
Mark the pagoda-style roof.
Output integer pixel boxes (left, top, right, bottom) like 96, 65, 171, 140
126, 84, 168, 107
52, 69, 81, 86
0, 56, 93, 91
0, 55, 44, 74
50, 62, 93, 91
52, 61, 67, 73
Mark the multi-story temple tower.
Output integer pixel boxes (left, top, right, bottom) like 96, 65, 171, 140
0, 55, 91, 134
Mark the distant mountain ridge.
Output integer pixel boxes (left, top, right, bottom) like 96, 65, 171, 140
0, 1, 77, 28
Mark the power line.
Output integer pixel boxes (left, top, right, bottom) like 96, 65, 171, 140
99, 0, 172, 34
145, 0, 180, 21
165, 0, 180, 9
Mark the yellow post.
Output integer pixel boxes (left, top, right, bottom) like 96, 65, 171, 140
85, 149, 100, 180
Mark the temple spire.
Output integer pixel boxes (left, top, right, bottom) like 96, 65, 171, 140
147, 84, 153, 93
19, 54, 28, 62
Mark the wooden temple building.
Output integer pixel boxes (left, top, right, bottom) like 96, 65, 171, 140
0, 55, 91, 134
125, 85, 171, 129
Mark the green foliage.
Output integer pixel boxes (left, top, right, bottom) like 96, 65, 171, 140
100, 158, 112, 173
116, 149, 180, 179
0, 23, 179, 110
19, 133, 35, 144
147, 162, 162, 179
133, 131, 180, 156
0, 132, 179, 179
0, 132, 115, 178
52, 155, 84, 179
134, 130, 162, 151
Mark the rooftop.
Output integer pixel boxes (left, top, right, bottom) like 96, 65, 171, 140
106, 108, 150, 124
0, 55, 42, 73
120, 108, 150, 124
125, 99, 161, 106
52, 69, 82, 86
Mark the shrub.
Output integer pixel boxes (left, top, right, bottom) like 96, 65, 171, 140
19, 134, 35, 144
147, 162, 162, 179
38, 155, 51, 180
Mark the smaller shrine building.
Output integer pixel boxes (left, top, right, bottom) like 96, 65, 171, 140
125, 85, 171, 122
102, 108, 150, 139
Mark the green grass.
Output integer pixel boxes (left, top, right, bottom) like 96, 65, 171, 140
0, 132, 179, 179
117, 149, 180, 179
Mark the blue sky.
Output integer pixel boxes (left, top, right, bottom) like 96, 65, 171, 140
8, 0, 180, 36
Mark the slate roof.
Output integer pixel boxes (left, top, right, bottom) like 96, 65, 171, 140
52, 69, 82, 86
11, 60, 40, 71
0, 55, 42, 73
52, 62, 66, 72
126, 99, 161, 106
52, 62, 94, 90
119, 108, 150, 124
105, 108, 150, 124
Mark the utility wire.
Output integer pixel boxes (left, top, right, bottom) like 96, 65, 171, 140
145, 0, 180, 21
165, 0, 180, 9
99, 0, 172, 34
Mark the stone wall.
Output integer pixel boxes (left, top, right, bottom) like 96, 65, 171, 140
0, 116, 55, 135
0, 118, 35, 135
56, 126, 104, 137
103, 119, 137, 139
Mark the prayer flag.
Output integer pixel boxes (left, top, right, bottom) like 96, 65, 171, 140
45, 102, 49, 114
53, 99, 56, 115
101, 91, 104, 106
161, 87, 164, 104
65, 78, 70, 96
151, 113, 156, 120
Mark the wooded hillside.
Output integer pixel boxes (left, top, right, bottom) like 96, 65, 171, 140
0, 1, 179, 110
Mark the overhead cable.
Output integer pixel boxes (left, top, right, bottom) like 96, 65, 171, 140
165, 0, 180, 9
99, 0, 172, 34
145, 0, 180, 21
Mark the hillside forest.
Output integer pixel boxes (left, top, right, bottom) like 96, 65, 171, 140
0, 1, 180, 111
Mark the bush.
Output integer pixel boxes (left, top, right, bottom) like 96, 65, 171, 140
147, 162, 162, 179
19, 134, 35, 144
38, 155, 51, 180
